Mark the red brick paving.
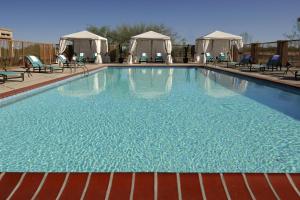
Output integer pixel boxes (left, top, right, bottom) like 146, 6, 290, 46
245, 173, 277, 200
34, 173, 66, 200
180, 173, 203, 200
223, 174, 252, 200
10, 173, 44, 200
133, 173, 154, 200
0, 172, 300, 200
109, 173, 132, 200
157, 173, 179, 200
83, 173, 110, 200
58, 173, 88, 199
202, 174, 227, 199
268, 174, 299, 199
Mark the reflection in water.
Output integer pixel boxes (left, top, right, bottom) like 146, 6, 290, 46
128, 68, 173, 99
196, 69, 248, 98
57, 71, 106, 97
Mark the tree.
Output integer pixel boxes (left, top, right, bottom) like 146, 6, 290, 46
284, 19, 300, 40
87, 23, 183, 45
239, 32, 253, 44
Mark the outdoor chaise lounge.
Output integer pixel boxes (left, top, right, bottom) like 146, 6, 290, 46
284, 62, 300, 80
241, 55, 282, 72
227, 54, 252, 68
75, 53, 86, 66
0, 70, 24, 82
57, 54, 70, 67
91, 53, 98, 63
26, 55, 63, 73
217, 52, 228, 62
205, 52, 215, 64
155, 53, 164, 63
264, 55, 282, 71
139, 53, 148, 63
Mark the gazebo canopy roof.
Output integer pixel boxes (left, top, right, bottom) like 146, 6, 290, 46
196, 31, 242, 40
132, 31, 170, 40
61, 30, 107, 40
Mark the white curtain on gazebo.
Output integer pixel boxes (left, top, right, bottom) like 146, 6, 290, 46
95, 39, 102, 63
59, 39, 67, 54
127, 31, 173, 64
58, 30, 108, 64
164, 39, 173, 64
195, 31, 243, 64
128, 39, 137, 64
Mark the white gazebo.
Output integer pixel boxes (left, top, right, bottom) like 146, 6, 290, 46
195, 31, 243, 64
127, 31, 173, 64
58, 30, 108, 64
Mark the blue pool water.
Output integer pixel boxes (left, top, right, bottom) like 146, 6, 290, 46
0, 67, 300, 172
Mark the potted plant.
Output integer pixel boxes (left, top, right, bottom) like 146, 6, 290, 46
183, 45, 189, 63
118, 44, 124, 63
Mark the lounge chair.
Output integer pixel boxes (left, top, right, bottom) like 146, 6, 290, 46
227, 54, 252, 68
139, 53, 148, 63
76, 53, 86, 66
265, 55, 282, 71
241, 55, 282, 72
26, 55, 64, 73
217, 52, 228, 62
205, 52, 215, 64
0, 70, 24, 82
284, 62, 300, 80
155, 53, 164, 63
57, 54, 70, 67
91, 53, 97, 63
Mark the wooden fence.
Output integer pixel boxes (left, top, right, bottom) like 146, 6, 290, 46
242, 40, 300, 66
0, 39, 56, 67
1, 38, 299, 67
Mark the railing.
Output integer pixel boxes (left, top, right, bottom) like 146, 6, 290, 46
0, 39, 56, 68
288, 40, 300, 66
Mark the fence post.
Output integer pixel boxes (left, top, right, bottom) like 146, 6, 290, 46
22, 41, 24, 66
251, 43, 259, 64
277, 40, 288, 66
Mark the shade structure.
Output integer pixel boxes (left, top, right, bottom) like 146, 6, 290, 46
195, 31, 243, 64
127, 31, 173, 64
59, 30, 108, 64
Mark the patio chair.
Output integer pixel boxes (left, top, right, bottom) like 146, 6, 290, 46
227, 54, 252, 68
76, 53, 86, 66
155, 53, 164, 63
217, 52, 228, 62
91, 53, 98, 63
139, 53, 148, 63
57, 54, 70, 67
205, 52, 215, 63
26, 55, 64, 73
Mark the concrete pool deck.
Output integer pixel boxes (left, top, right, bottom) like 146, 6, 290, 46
0, 172, 299, 199
1, 63, 300, 99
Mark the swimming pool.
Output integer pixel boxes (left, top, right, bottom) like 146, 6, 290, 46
0, 67, 299, 172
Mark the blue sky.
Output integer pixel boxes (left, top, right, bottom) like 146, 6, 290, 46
0, 0, 299, 43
